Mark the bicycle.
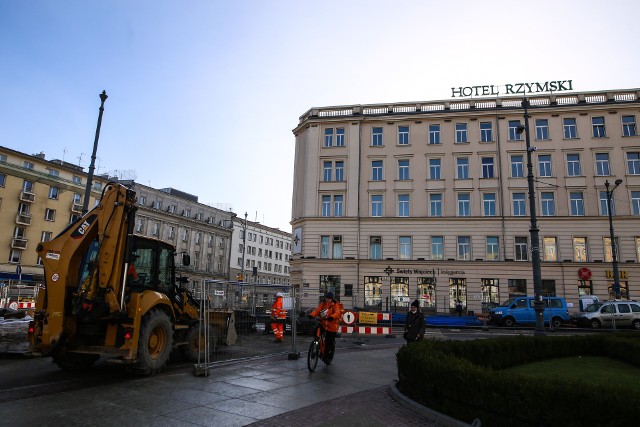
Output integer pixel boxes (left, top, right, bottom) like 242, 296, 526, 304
307, 321, 326, 372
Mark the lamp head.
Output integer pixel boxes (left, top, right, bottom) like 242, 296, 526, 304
615, 179, 623, 186
516, 125, 526, 135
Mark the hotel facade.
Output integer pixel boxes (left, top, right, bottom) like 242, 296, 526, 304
290, 87, 640, 315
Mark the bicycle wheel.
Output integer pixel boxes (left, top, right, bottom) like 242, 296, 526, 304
307, 339, 319, 372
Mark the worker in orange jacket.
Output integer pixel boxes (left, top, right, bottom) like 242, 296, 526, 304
271, 292, 286, 342
309, 291, 340, 364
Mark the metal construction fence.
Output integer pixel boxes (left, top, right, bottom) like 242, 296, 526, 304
188, 281, 404, 368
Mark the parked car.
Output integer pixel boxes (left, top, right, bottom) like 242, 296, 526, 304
571, 300, 640, 329
489, 296, 569, 328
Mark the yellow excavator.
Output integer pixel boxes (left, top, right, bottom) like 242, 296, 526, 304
28, 182, 235, 374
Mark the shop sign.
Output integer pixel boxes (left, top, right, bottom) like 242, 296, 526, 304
606, 270, 628, 279
451, 80, 573, 98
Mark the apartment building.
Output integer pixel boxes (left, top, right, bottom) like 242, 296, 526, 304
0, 146, 234, 297
0, 146, 109, 284
229, 215, 292, 286
290, 88, 640, 314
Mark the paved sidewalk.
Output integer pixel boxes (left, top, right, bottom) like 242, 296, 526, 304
0, 342, 469, 426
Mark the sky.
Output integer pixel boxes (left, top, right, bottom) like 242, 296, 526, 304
1, 1, 639, 232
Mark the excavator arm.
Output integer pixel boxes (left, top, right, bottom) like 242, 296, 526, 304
31, 182, 137, 354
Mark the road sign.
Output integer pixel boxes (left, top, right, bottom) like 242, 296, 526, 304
342, 310, 356, 325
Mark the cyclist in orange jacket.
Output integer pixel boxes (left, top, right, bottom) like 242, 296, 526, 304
309, 291, 340, 364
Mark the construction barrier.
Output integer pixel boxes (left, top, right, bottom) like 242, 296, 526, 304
338, 310, 394, 336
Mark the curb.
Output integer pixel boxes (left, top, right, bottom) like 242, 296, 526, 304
387, 381, 475, 427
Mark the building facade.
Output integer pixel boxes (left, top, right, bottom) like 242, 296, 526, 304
290, 88, 640, 314
229, 215, 292, 286
0, 146, 236, 301
0, 146, 110, 284
123, 181, 235, 293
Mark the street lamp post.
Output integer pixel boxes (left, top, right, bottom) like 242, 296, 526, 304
82, 90, 108, 215
240, 212, 248, 283
517, 98, 545, 335
605, 179, 623, 299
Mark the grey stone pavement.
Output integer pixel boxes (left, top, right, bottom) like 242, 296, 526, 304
0, 341, 470, 426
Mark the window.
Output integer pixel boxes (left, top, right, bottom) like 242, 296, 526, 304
511, 155, 524, 178
48, 186, 59, 199
457, 193, 470, 216
573, 237, 587, 262
398, 126, 409, 145
538, 154, 552, 177
335, 161, 344, 181
73, 175, 82, 184
535, 119, 549, 140
136, 219, 144, 233
0, 173, 5, 187
483, 193, 496, 216
592, 117, 606, 138
429, 193, 442, 217
515, 236, 528, 261
544, 237, 557, 261
457, 236, 471, 260
372, 127, 383, 146
631, 191, 640, 215
334, 195, 343, 217
563, 118, 577, 139
480, 122, 493, 142
604, 237, 620, 263
398, 194, 410, 217
372, 160, 383, 181
570, 192, 585, 216
371, 194, 383, 217
455, 123, 468, 143
431, 236, 444, 260
486, 236, 499, 261
399, 236, 412, 259
41, 231, 52, 242
429, 124, 440, 144
45, 208, 56, 221
481, 157, 494, 178
183, 229, 189, 242
321, 195, 331, 217
324, 128, 345, 147
541, 192, 555, 216
370, 236, 382, 260
508, 279, 527, 297
566, 153, 581, 176
23, 180, 34, 192
9, 250, 21, 264
509, 120, 522, 141
49, 168, 59, 177
513, 193, 526, 216
0, 154, 5, 163
333, 236, 343, 259
627, 152, 640, 175
456, 157, 469, 179
398, 159, 410, 180
429, 158, 441, 179
599, 191, 616, 216
24, 161, 34, 169
323, 161, 332, 181
622, 115, 637, 137
595, 153, 610, 176
321, 236, 330, 258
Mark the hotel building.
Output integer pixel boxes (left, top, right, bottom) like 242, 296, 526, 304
290, 87, 640, 314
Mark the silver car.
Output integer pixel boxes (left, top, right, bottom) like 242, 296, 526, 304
574, 300, 640, 329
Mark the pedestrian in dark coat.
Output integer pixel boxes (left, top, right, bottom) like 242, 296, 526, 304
404, 300, 425, 344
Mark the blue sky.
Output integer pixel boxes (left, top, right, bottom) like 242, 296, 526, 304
1, 1, 639, 231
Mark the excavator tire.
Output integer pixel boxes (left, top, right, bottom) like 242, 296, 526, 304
53, 352, 100, 371
181, 324, 217, 362
134, 309, 173, 375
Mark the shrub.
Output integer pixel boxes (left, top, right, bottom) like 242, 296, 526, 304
396, 334, 640, 426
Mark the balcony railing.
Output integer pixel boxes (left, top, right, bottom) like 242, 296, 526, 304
11, 238, 28, 249
71, 202, 83, 213
19, 191, 36, 203
15, 213, 32, 225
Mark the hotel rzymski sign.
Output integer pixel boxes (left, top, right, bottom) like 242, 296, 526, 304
451, 80, 574, 98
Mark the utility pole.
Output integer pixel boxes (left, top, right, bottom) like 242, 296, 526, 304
82, 90, 108, 215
